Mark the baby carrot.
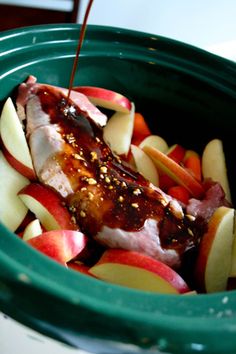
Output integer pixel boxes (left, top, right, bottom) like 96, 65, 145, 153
168, 185, 190, 205
184, 151, 202, 181
132, 112, 151, 146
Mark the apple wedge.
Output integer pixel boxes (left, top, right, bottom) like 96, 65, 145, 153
0, 151, 29, 231
27, 230, 87, 265
22, 219, 42, 241
89, 249, 190, 294
202, 139, 231, 202
139, 135, 168, 153
143, 145, 204, 199
131, 144, 159, 186
195, 206, 235, 293
18, 183, 77, 231
0, 97, 36, 180
73, 86, 132, 113
68, 261, 91, 275
103, 102, 135, 155
229, 214, 236, 277
166, 144, 186, 163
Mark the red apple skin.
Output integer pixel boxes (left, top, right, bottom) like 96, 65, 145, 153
68, 262, 91, 275
90, 249, 190, 294
167, 144, 186, 163
18, 183, 77, 230
73, 86, 132, 113
1, 142, 36, 180
27, 230, 88, 265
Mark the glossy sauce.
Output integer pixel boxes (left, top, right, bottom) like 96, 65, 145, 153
37, 86, 205, 255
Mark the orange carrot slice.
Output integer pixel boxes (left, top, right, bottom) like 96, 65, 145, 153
143, 145, 204, 199
184, 151, 202, 181
132, 113, 151, 146
168, 185, 190, 204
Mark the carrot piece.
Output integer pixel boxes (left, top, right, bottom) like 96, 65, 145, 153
168, 185, 190, 204
184, 152, 202, 181
159, 174, 176, 191
131, 113, 151, 146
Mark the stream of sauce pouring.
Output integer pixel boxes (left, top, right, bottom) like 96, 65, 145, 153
67, 0, 94, 103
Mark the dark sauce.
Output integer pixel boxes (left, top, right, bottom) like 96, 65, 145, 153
37, 86, 205, 257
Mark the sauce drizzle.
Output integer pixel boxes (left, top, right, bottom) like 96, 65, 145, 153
67, 0, 94, 103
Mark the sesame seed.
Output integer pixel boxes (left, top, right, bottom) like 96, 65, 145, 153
90, 151, 98, 161
186, 214, 196, 221
87, 178, 97, 185
131, 203, 139, 208
71, 216, 76, 224
88, 192, 94, 200
73, 153, 85, 161
80, 210, 86, 218
133, 188, 141, 196
100, 166, 108, 174
105, 176, 111, 183
118, 196, 124, 202
187, 228, 194, 236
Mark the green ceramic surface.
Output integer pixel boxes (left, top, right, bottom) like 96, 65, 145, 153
1, 24, 236, 354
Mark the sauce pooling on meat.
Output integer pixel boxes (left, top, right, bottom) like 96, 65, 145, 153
35, 85, 205, 256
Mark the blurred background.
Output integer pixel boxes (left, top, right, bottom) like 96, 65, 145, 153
0, 0, 236, 60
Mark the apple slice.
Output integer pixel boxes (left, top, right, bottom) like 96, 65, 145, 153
229, 214, 236, 277
0, 97, 36, 180
0, 151, 29, 231
166, 144, 186, 163
143, 145, 204, 199
89, 249, 190, 294
131, 144, 159, 186
22, 219, 42, 241
27, 230, 87, 265
68, 261, 91, 275
73, 86, 132, 113
139, 135, 168, 153
18, 183, 77, 231
202, 139, 231, 202
195, 206, 235, 293
103, 102, 135, 155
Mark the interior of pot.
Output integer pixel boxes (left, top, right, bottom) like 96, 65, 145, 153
1, 24, 236, 354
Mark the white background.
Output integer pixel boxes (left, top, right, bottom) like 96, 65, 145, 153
0, 1, 236, 354
78, 0, 236, 61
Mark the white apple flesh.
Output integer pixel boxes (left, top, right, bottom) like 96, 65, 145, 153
202, 139, 231, 202
0, 97, 36, 180
103, 102, 135, 155
139, 135, 168, 153
195, 206, 235, 293
131, 144, 159, 186
22, 218, 42, 241
0, 151, 29, 231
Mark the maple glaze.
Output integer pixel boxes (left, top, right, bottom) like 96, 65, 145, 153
37, 86, 204, 256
